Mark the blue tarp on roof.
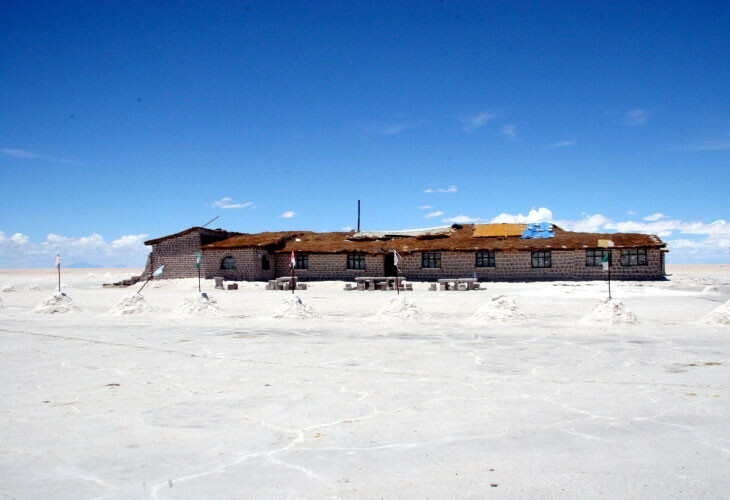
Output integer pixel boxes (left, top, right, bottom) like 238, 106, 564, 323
521, 222, 555, 239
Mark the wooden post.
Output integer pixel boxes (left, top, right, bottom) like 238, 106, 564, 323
198, 266, 201, 293
291, 262, 295, 294
608, 260, 612, 299
57, 263, 61, 293
137, 276, 153, 294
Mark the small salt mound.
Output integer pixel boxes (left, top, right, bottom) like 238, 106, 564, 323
173, 293, 221, 315
467, 294, 527, 324
108, 293, 153, 315
702, 285, 721, 295
1, 285, 15, 292
0, 297, 4, 310
88, 272, 98, 279
34, 293, 80, 314
273, 294, 320, 319
375, 295, 428, 321
27, 284, 41, 291
580, 298, 637, 325
702, 299, 730, 326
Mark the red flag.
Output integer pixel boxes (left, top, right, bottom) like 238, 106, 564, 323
290, 250, 295, 268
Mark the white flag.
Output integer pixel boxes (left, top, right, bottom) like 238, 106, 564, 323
393, 250, 399, 267
55, 255, 60, 268
152, 265, 165, 278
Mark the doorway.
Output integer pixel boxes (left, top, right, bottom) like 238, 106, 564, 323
384, 253, 397, 277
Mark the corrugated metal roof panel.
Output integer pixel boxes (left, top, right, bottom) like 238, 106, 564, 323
473, 224, 527, 237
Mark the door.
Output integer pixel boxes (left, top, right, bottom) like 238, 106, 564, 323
384, 253, 397, 277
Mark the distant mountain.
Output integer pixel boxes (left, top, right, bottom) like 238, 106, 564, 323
67, 262, 103, 268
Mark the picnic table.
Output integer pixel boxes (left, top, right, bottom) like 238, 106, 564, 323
437, 278, 480, 291
267, 276, 298, 290
355, 276, 403, 291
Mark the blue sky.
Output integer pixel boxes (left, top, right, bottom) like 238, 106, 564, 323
1, 1, 729, 267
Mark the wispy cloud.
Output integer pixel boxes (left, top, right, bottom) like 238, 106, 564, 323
462, 112, 495, 133
424, 185, 458, 194
619, 108, 649, 126
643, 213, 668, 221
280, 211, 297, 218
491, 207, 553, 224
678, 136, 730, 151
547, 140, 577, 149
425, 211, 444, 219
501, 124, 517, 139
418, 205, 433, 210
341, 226, 354, 232
0, 230, 149, 267
1, 148, 80, 165
210, 197, 254, 209
443, 214, 480, 224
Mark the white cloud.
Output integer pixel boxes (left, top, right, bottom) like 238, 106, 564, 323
501, 124, 517, 139
418, 205, 433, 210
555, 214, 611, 233
491, 208, 553, 224
0, 231, 150, 267
643, 213, 668, 221
443, 214, 480, 224
280, 211, 297, 218
341, 226, 354, 232
1, 148, 79, 165
620, 109, 649, 126
425, 211, 444, 219
462, 112, 494, 133
547, 140, 576, 149
424, 185, 458, 194
211, 197, 254, 209
627, 210, 637, 216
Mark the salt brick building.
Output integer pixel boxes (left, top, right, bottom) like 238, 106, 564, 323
142, 223, 667, 282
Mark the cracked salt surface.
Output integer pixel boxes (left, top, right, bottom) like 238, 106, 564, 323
1, 265, 729, 499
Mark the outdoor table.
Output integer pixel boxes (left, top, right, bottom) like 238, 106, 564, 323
438, 278, 478, 291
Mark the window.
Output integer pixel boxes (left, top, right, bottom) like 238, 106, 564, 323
347, 254, 366, 270
621, 248, 648, 266
261, 255, 270, 271
294, 254, 308, 269
422, 252, 441, 268
221, 256, 236, 270
531, 251, 551, 268
476, 250, 495, 268
586, 249, 611, 267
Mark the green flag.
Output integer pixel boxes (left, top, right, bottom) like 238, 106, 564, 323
601, 252, 610, 271
196, 252, 202, 269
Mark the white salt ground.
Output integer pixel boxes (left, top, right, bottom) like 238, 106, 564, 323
26, 284, 41, 291
580, 297, 638, 325
702, 299, 730, 326
0, 297, 4, 310
701, 285, 721, 295
108, 293, 153, 315
375, 295, 429, 321
466, 294, 527, 324
173, 293, 221, 315
33, 293, 80, 314
1, 284, 15, 292
273, 294, 320, 319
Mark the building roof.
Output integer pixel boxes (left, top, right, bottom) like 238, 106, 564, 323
199, 224, 664, 254
144, 227, 242, 246
473, 223, 527, 237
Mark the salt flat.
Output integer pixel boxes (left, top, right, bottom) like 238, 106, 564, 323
1, 265, 728, 499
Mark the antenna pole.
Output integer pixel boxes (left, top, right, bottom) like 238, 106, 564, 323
200, 215, 219, 229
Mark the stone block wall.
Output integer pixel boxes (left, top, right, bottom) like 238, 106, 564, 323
273, 253, 385, 281
145, 232, 202, 279
201, 248, 275, 281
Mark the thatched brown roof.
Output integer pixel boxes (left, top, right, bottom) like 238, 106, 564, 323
198, 225, 665, 254
145, 227, 242, 246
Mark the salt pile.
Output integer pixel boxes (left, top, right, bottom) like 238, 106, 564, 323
27, 284, 41, 291
580, 298, 637, 325
375, 295, 428, 321
108, 293, 153, 315
273, 294, 320, 319
33, 293, 80, 314
0, 297, 4, 310
1, 284, 15, 292
467, 294, 527, 324
173, 293, 221, 315
702, 299, 730, 326
702, 285, 721, 295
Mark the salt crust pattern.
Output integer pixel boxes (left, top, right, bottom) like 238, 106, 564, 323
702, 299, 730, 326
467, 294, 527, 324
0, 297, 4, 310
27, 284, 41, 291
108, 294, 153, 315
33, 293, 80, 314
375, 296, 429, 322
1, 285, 15, 292
173, 293, 221, 315
580, 297, 637, 325
273, 294, 320, 319
702, 285, 721, 295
